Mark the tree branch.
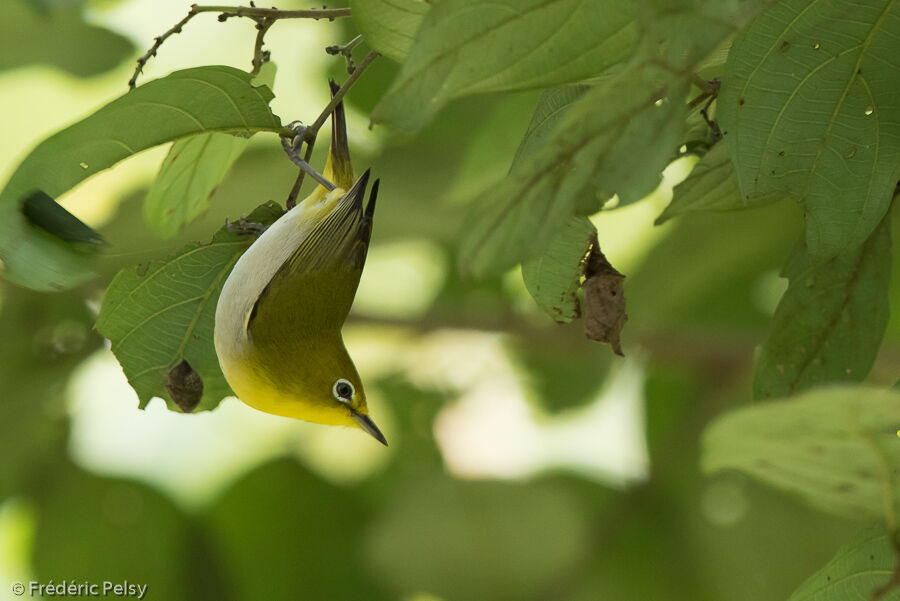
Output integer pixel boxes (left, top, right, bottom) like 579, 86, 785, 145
128, 4, 351, 89
285, 50, 380, 208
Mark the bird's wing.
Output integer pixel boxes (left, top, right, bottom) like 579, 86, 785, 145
246, 176, 378, 337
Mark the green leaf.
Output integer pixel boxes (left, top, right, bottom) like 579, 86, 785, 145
209, 460, 391, 601
754, 212, 891, 400
788, 526, 899, 601
142, 64, 278, 239
349, 0, 430, 63
371, 0, 639, 131
718, 0, 900, 261
144, 134, 250, 239
22, 191, 105, 247
456, 0, 778, 277
0, 288, 101, 503
96, 201, 284, 412
512, 85, 590, 167
33, 464, 196, 601
702, 386, 900, 521
656, 143, 776, 224
522, 217, 594, 324
508, 338, 612, 413
459, 65, 688, 276
0, 66, 283, 291
0, 0, 133, 76
363, 476, 589, 601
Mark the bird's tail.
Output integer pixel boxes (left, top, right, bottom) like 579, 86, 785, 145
322, 79, 355, 191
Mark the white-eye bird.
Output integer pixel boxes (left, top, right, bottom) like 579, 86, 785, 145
214, 83, 385, 444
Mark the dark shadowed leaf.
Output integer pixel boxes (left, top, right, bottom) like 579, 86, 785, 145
0, 288, 101, 503
22, 191, 105, 247
208, 459, 390, 601
363, 476, 589, 601
754, 212, 891, 400
96, 202, 283, 412
32, 463, 196, 601
372, 0, 639, 131
703, 386, 900, 521
0, 66, 283, 291
718, 0, 900, 261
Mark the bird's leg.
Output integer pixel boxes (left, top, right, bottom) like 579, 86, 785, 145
280, 127, 337, 192
226, 216, 269, 236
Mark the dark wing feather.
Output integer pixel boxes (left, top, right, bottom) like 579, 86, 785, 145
246, 174, 378, 336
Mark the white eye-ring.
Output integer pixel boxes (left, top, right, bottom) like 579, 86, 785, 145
332, 379, 355, 403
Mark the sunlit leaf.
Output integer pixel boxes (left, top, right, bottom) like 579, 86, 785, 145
754, 212, 891, 400
144, 61, 275, 238
0, 0, 133, 76
0, 66, 283, 291
349, 0, 430, 63
144, 134, 250, 239
718, 0, 900, 261
142, 64, 277, 239
702, 386, 900, 520
96, 202, 283, 412
372, 0, 639, 131
787, 526, 899, 601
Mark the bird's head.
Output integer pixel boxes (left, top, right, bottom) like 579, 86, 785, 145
251, 338, 385, 446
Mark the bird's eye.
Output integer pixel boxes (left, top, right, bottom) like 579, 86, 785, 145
332, 379, 354, 403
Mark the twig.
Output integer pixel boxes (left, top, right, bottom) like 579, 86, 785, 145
284, 50, 380, 208
308, 50, 379, 139
193, 5, 350, 19
128, 4, 351, 89
250, 17, 275, 75
326, 34, 363, 72
128, 9, 198, 89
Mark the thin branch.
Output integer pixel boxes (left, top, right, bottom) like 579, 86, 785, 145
128, 9, 199, 89
250, 17, 275, 75
192, 5, 351, 19
128, 4, 351, 89
307, 50, 380, 139
326, 34, 363, 72
284, 50, 380, 208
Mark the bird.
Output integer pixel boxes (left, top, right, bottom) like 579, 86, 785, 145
214, 81, 385, 445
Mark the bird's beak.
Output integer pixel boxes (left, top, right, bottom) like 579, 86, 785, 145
350, 408, 387, 446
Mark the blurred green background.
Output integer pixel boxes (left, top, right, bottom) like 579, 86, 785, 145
2, 0, 897, 599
